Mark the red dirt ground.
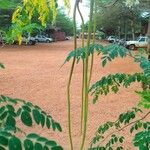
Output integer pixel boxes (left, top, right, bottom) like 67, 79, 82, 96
0, 40, 148, 149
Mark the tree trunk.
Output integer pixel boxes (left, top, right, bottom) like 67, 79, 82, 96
118, 20, 121, 39
131, 20, 135, 40
147, 17, 150, 61
124, 19, 127, 40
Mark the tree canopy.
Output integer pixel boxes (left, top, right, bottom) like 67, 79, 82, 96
92, 0, 149, 39
55, 9, 74, 35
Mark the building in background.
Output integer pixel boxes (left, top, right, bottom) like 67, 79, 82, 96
46, 27, 66, 41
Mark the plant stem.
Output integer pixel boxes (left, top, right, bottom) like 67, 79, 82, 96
67, 1, 78, 149
99, 111, 150, 145
89, 1, 97, 86
77, 2, 85, 135
80, 1, 94, 149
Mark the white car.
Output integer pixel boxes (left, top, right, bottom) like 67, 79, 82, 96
14, 36, 36, 45
35, 35, 53, 43
125, 36, 148, 50
22, 37, 36, 45
107, 36, 118, 43
65, 36, 71, 40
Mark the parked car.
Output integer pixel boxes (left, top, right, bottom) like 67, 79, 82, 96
14, 36, 36, 45
117, 38, 126, 46
125, 36, 148, 50
107, 36, 119, 43
35, 35, 53, 43
65, 36, 71, 40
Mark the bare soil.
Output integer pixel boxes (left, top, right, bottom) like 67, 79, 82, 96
0, 40, 146, 149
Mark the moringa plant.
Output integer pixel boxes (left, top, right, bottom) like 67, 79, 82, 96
1, 0, 150, 150
64, 0, 150, 150
65, 37, 150, 149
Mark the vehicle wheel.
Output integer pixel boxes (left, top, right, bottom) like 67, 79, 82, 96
109, 40, 114, 43
28, 41, 32, 45
31, 41, 36, 45
46, 40, 50, 43
128, 44, 135, 50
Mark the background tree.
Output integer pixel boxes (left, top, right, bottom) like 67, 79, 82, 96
0, 0, 21, 30
94, 0, 149, 40
55, 9, 74, 36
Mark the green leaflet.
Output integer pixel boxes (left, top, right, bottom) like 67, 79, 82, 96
90, 73, 147, 103
5, 115, 16, 128
32, 109, 41, 125
24, 139, 34, 150
21, 110, 32, 127
0, 63, 5, 69
137, 90, 150, 109
34, 142, 43, 150
8, 136, 22, 150
0, 136, 8, 146
51, 146, 64, 150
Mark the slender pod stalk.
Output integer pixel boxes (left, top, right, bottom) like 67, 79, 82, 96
147, 17, 150, 61
80, 0, 94, 149
88, 1, 97, 86
67, 1, 79, 149
77, 2, 85, 135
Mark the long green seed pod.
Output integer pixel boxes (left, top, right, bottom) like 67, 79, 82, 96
88, 0, 97, 86
80, 1, 95, 149
67, 1, 79, 150
77, 2, 85, 135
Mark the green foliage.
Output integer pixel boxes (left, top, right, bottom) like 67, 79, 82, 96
0, 63, 5, 69
90, 107, 150, 150
64, 43, 133, 66
134, 56, 150, 78
0, 130, 63, 150
89, 135, 124, 150
56, 9, 74, 36
64, 44, 129, 65
100, 44, 128, 67
65, 43, 150, 107
0, 0, 21, 9
6, 0, 59, 44
65, 43, 150, 77
137, 90, 150, 109
0, 95, 62, 131
86, 41, 150, 150
96, 0, 142, 36
89, 73, 147, 103
133, 130, 150, 150
64, 44, 104, 64
0, 95, 63, 150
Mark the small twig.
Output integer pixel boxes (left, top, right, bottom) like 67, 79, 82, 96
118, 111, 150, 132
99, 111, 150, 145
